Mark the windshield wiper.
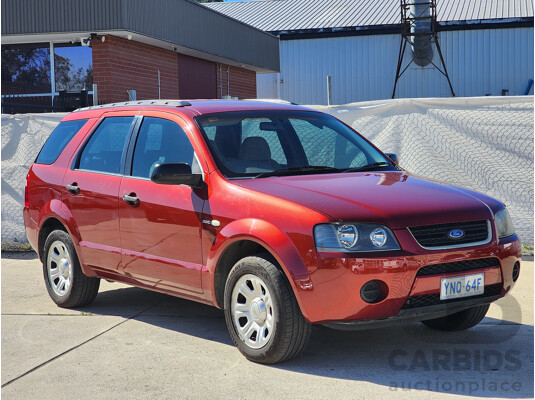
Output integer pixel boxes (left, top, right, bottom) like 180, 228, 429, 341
255, 166, 340, 178
343, 162, 391, 173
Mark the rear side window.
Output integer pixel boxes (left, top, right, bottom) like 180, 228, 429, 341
78, 117, 134, 174
35, 119, 88, 164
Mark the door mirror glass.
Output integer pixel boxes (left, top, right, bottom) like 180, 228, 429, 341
150, 163, 203, 187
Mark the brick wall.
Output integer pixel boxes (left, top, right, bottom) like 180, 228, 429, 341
216, 64, 257, 99
92, 35, 179, 104
92, 35, 257, 103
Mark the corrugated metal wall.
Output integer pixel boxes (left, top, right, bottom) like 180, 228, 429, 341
258, 27, 534, 104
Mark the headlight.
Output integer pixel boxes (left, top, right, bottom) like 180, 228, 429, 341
314, 223, 400, 252
495, 208, 515, 239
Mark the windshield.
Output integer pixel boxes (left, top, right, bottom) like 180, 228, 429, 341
195, 110, 395, 179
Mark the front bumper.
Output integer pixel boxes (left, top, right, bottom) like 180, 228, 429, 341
324, 292, 500, 330
294, 233, 521, 324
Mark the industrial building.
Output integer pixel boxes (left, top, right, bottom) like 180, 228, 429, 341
207, 0, 534, 105
1, 0, 279, 112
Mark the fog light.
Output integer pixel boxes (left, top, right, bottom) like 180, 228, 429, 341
512, 261, 520, 282
361, 280, 386, 303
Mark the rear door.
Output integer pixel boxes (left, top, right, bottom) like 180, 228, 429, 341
118, 113, 205, 294
63, 113, 137, 272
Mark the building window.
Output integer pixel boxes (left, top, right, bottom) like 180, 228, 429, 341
54, 45, 92, 91
1, 43, 51, 95
1, 42, 93, 113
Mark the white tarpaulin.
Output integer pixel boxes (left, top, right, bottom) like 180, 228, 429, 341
311, 96, 533, 244
2, 113, 66, 249
2, 96, 533, 250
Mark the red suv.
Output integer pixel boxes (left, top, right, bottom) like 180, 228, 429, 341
24, 100, 521, 364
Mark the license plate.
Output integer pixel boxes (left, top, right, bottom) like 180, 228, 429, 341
440, 273, 484, 300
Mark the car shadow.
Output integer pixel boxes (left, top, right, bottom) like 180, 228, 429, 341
74, 286, 533, 399
1, 250, 39, 260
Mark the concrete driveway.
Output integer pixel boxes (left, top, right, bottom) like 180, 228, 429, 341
2, 252, 533, 399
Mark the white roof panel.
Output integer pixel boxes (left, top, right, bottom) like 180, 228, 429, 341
205, 0, 534, 32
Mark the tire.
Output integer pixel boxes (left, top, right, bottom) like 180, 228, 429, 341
43, 230, 100, 308
421, 304, 490, 331
224, 256, 311, 364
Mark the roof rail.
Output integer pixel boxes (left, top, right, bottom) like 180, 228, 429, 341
74, 100, 192, 112
243, 98, 299, 105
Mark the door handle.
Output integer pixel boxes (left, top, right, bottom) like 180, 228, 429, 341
122, 193, 140, 206
66, 183, 80, 195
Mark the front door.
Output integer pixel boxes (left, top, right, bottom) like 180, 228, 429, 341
119, 115, 205, 294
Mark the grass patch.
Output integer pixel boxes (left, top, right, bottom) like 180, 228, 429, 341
522, 244, 534, 255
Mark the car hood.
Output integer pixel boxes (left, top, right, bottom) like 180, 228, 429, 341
233, 171, 502, 229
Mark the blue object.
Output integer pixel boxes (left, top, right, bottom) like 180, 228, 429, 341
524, 79, 533, 95
448, 229, 465, 239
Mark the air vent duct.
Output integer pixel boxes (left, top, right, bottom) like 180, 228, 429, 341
392, 0, 455, 98
409, 1, 433, 66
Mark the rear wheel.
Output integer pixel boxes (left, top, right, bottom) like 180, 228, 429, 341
224, 256, 311, 364
43, 230, 100, 308
421, 304, 490, 331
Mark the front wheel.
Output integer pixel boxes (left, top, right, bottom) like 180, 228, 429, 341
224, 256, 311, 364
43, 229, 100, 308
421, 304, 490, 331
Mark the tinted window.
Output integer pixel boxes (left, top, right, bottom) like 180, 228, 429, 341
78, 117, 133, 174
131, 117, 196, 178
36, 119, 88, 164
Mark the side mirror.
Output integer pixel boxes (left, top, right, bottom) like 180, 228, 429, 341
150, 163, 203, 188
385, 153, 399, 164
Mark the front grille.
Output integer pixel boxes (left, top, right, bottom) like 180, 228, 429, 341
409, 220, 489, 248
416, 257, 500, 277
401, 283, 502, 310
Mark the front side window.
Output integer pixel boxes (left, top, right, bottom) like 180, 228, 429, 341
78, 116, 134, 174
36, 119, 88, 164
131, 117, 196, 179
195, 110, 393, 179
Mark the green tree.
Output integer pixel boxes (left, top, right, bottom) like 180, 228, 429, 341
1, 47, 92, 93
1, 47, 51, 92
54, 54, 93, 91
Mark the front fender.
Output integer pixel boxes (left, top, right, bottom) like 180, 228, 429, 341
209, 218, 311, 278
205, 218, 314, 312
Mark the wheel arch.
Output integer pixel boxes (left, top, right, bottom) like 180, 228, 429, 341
38, 217, 68, 262
213, 239, 281, 308
37, 199, 88, 272
207, 218, 313, 313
